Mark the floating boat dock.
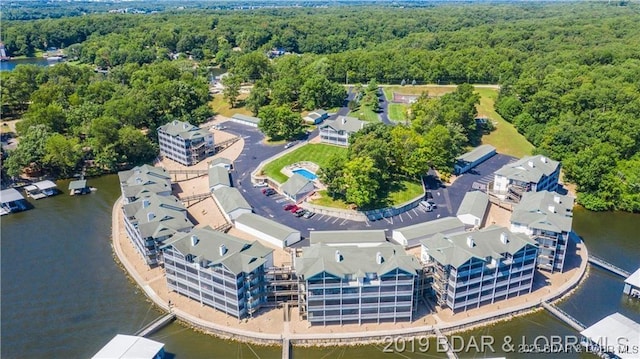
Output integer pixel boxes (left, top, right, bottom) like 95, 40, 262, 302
588, 255, 631, 278
24, 180, 59, 199
69, 179, 93, 195
0, 188, 30, 215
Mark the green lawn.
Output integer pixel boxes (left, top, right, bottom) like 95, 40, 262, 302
387, 180, 424, 205
387, 103, 408, 122
312, 180, 422, 209
209, 93, 252, 118
474, 87, 534, 158
349, 107, 380, 122
382, 85, 457, 101
261, 143, 347, 183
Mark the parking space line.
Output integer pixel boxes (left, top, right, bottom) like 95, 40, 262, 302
412, 209, 419, 217
365, 218, 371, 227
340, 219, 348, 226
405, 211, 412, 220
316, 214, 325, 221
398, 214, 404, 222
324, 216, 332, 222
331, 217, 340, 224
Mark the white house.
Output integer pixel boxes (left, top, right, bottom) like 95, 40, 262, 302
454, 144, 496, 175
492, 155, 561, 202
456, 191, 489, 228
392, 217, 465, 248
211, 187, 252, 221
230, 113, 261, 127
281, 173, 315, 202
580, 313, 640, 359
234, 213, 301, 248
319, 116, 367, 146
157, 120, 214, 166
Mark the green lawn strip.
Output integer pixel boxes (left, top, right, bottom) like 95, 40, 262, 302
474, 88, 534, 158
387, 103, 408, 122
348, 107, 379, 122
312, 190, 351, 209
387, 180, 424, 205
261, 144, 347, 183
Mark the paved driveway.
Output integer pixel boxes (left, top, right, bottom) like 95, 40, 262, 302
219, 122, 515, 241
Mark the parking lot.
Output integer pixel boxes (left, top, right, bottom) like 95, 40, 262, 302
221, 121, 516, 240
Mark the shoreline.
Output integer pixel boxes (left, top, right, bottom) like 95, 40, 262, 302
110, 195, 589, 347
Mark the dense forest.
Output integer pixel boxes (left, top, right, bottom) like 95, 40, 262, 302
2, 2, 640, 211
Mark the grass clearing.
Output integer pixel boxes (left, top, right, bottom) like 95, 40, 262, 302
209, 93, 251, 118
474, 87, 534, 158
349, 107, 379, 122
261, 144, 347, 183
312, 190, 351, 209
380, 84, 533, 158
388, 103, 408, 122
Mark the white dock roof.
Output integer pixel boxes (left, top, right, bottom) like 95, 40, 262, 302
92, 334, 164, 359
34, 180, 57, 190
0, 188, 24, 203
625, 268, 640, 288
580, 313, 640, 359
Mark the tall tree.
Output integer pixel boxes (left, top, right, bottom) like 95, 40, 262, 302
222, 74, 242, 108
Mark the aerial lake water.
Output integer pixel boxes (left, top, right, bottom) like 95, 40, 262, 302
1, 176, 638, 358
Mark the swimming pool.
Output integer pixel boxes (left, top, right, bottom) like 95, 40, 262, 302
292, 168, 318, 180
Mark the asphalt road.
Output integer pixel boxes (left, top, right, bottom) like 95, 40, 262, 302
219, 121, 514, 242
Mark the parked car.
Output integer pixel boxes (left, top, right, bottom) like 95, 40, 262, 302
420, 201, 433, 212
302, 211, 316, 219
289, 205, 300, 213
283, 204, 296, 211
262, 188, 276, 196
254, 182, 268, 188
427, 200, 437, 208
284, 141, 296, 149
294, 209, 306, 217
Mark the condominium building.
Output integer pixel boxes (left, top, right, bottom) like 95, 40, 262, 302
492, 155, 561, 202
296, 231, 421, 325
162, 226, 274, 319
510, 191, 574, 273
421, 225, 538, 313
118, 165, 172, 204
122, 193, 193, 266
158, 120, 214, 166
319, 116, 367, 146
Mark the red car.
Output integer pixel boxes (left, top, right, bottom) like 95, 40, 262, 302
289, 205, 300, 213
283, 204, 295, 211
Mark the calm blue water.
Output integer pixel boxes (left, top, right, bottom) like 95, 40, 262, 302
292, 168, 317, 180
0, 58, 54, 71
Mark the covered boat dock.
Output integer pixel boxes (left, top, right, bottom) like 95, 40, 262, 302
24, 180, 59, 199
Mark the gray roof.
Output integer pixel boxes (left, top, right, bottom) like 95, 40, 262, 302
394, 217, 465, 242
68, 179, 87, 190
310, 230, 387, 246
158, 120, 210, 140
511, 191, 574, 233
235, 213, 299, 240
0, 188, 24, 203
281, 174, 314, 196
232, 113, 261, 124
456, 144, 496, 164
580, 313, 640, 359
421, 225, 537, 268
209, 157, 232, 167
118, 165, 170, 184
29, 180, 57, 190
456, 191, 489, 219
92, 334, 164, 359
304, 109, 328, 121
295, 242, 421, 279
123, 194, 192, 239
162, 226, 273, 274
208, 166, 231, 189
320, 116, 367, 133
495, 155, 560, 184
212, 187, 251, 214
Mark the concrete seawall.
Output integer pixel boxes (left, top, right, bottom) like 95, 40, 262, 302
111, 197, 589, 347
